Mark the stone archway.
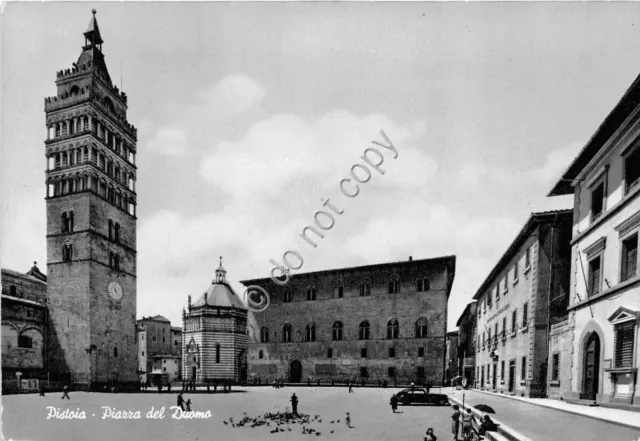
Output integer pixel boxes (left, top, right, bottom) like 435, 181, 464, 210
290, 360, 302, 383
582, 332, 600, 401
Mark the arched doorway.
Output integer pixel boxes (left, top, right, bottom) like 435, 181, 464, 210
290, 360, 302, 383
582, 333, 600, 401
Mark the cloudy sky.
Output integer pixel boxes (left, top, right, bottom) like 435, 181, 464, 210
2, 2, 640, 330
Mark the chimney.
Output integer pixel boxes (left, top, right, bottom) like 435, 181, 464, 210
409, 256, 413, 261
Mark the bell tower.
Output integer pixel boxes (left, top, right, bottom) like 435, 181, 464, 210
44, 10, 138, 389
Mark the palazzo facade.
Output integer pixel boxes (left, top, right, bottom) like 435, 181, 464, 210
241, 256, 456, 384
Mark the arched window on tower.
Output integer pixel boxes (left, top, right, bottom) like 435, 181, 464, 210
114, 347, 118, 358
259, 349, 264, 359
359, 321, 370, 340
305, 323, 316, 342
332, 322, 343, 341
282, 324, 292, 343
260, 327, 269, 343
114, 223, 120, 244
415, 318, 428, 338
61, 212, 69, 233
108, 220, 113, 241
387, 319, 399, 339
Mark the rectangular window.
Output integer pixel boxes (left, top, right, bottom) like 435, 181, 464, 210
360, 367, 368, 378
588, 256, 602, 296
389, 347, 396, 358
512, 310, 517, 334
513, 260, 519, 283
307, 287, 317, 301
502, 317, 507, 341
625, 145, 640, 193
388, 280, 400, 294
503, 275, 508, 293
525, 247, 531, 269
521, 356, 527, 380
333, 286, 343, 298
522, 303, 529, 328
621, 234, 638, 282
551, 353, 560, 381
361, 348, 367, 358
417, 366, 425, 378
487, 291, 492, 308
494, 323, 498, 346
591, 182, 605, 222
495, 286, 500, 304
416, 278, 429, 292
327, 348, 333, 358
614, 321, 636, 368
359, 283, 371, 297
388, 367, 396, 378
501, 360, 505, 380
418, 347, 424, 357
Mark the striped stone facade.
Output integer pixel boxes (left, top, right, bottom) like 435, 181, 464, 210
181, 263, 248, 384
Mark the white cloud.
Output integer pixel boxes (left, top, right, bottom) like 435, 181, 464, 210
527, 142, 583, 183
198, 110, 436, 201
146, 128, 188, 156
201, 74, 266, 114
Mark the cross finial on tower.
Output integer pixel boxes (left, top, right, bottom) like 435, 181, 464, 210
92, 8, 97, 15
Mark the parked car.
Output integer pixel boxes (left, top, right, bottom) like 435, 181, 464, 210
395, 388, 450, 406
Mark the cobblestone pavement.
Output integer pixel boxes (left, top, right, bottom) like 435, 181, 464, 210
445, 388, 640, 441
3, 387, 453, 441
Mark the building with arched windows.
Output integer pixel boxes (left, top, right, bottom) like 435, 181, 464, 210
181, 259, 248, 385
241, 256, 456, 385
1, 263, 48, 392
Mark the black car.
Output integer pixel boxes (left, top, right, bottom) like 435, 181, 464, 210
395, 388, 450, 406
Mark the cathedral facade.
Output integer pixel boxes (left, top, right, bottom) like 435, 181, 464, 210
241, 256, 456, 385
44, 10, 138, 390
182, 261, 248, 384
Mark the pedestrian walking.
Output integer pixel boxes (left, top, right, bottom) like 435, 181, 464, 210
61, 385, 70, 400
186, 399, 192, 412
158, 384, 162, 394
167, 382, 171, 393
425, 381, 432, 394
214, 382, 217, 393
461, 408, 474, 440
290, 393, 299, 416
424, 428, 438, 441
390, 394, 398, 413
39, 382, 45, 397
228, 382, 232, 392
207, 384, 210, 393
348, 381, 353, 393
177, 392, 185, 410
345, 412, 353, 428
451, 405, 461, 441
411, 381, 415, 390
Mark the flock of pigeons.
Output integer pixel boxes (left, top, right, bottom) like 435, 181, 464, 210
223, 411, 339, 436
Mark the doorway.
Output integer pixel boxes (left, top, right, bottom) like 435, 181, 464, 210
191, 366, 197, 381
492, 362, 497, 390
508, 360, 516, 393
582, 333, 600, 401
290, 360, 302, 383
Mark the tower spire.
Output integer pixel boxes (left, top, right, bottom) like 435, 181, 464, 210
215, 256, 227, 284
84, 9, 103, 49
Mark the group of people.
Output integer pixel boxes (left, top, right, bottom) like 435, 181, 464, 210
451, 405, 498, 440
176, 392, 192, 411
273, 380, 285, 389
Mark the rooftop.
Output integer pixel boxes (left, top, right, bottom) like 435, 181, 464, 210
549, 71, 640, 196
472, 210, 572, 300
240, 255, 457, 285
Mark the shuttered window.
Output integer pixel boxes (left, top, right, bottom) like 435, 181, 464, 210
614, 321, 636, 368
621, 234, 638, 282
588, 256, 602, 296
551, 353, 560, 380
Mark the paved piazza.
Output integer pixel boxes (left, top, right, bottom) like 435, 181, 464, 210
3, 387, 452, 441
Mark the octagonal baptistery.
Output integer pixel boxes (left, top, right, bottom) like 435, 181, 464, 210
181, 260, 248, 385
